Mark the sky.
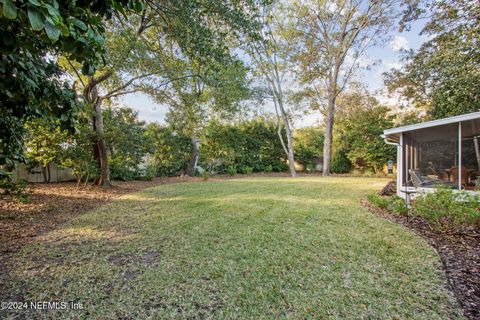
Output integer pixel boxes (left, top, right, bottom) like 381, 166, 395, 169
120, 17, 430, 128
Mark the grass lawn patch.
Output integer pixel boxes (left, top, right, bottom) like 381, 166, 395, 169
3, 177, 463, 319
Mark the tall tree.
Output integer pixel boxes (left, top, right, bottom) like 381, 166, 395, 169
246, 2, 298, 176
64, 15, 165, 186
65, 0, 263, 185
334, 88, 395, 173
286, 0, 397, 175
385, 0, 480, 119
157, 56, 251, 176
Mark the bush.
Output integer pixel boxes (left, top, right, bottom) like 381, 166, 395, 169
201, 171, 211, 181
110, 158, 138, 181
388, 196, 407, 215
367, 194, 408, 215
146, 124, 191, 177
136, 164, 156, 181
263, 164, 273, 173
240, 166, 253, 175
331, 149, 352, 174
413, 187, 480, 227
294, 127, 324, 168
367, 194, 389, 209
227, 166, 237, 176
0, 171, 31, 203
200, 119, 288, 174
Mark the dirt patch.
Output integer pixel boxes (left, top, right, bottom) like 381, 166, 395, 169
362, 199, 480, 320
108, 249, 160, 267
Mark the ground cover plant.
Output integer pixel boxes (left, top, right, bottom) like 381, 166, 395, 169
2, 177, 462, 319
365, 186, 480, 319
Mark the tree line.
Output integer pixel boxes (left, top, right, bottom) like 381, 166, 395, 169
0, 0, 477, 188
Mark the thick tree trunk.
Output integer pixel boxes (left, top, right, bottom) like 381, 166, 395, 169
94, 101, 111, 187
322, 95, 336, 176
186, 138, 198, 177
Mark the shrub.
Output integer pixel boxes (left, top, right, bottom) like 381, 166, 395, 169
136, 164, 156, 181
201, 171, 211, 181
367, 193, 389, 209
200, 119, 288, 174
305, 164, 314, 173
263, 164, 273, 173
227, 166, 237, 176
413, 187, 480, 227
146, 124, 191, 177
294, 127, 324, 168
110, 158, 138, 181
0, 171, 31, 203
367, 193, 409, 216
388, 196, 408, 215
331, 149, 352, 173
241, 166, 253, 175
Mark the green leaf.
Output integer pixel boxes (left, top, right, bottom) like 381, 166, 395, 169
68, 17, 87, 31
45, 4, 59, 17
28, 9, 44, 31
60, 24, 69, 36
45, 20, 61, 41
81, 63, 94, 75
3, 0, 17, 20
28, 0, 41, 6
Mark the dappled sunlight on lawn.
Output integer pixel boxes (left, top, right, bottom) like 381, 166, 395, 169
37, 226, 135, 244
3, 177, 463, 319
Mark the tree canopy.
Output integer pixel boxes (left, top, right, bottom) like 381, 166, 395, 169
385, 0, 480, 119
0, 0, 142, 166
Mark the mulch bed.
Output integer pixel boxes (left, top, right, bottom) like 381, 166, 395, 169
362, 199, 480, 319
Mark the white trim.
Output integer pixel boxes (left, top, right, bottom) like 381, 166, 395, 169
383, 111, 480, 136
397, 133, 404, 197
459, 122, 462, 190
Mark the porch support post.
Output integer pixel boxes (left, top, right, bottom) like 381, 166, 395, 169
398, 133, 404, 196
458, 122, 462, 190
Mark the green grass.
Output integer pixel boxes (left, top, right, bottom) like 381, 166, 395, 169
5, 177, 463, 319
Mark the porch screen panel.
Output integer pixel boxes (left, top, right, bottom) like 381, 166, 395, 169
461, 119, 480, 190
403, 123, 458, 187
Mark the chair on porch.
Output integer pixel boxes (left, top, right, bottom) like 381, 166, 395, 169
450, 166, 468, 185
409, 169, 458, 189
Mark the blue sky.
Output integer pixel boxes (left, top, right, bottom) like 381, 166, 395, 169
120, 18, 429, 127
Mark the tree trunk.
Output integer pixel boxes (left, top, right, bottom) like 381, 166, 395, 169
186, 138, 198, 177
42, 166, 48, 183
275, 92, 297, 177
284, 119, 297, 177
322, 95, 336, 176
47, 163, 51, 183
93, 100, 111, 187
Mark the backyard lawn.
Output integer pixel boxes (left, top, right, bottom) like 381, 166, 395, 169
3, 177, 462, 319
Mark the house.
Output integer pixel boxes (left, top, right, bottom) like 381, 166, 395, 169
382, 111, 480, 199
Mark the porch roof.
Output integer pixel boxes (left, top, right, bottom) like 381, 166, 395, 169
383, 111, 480, 143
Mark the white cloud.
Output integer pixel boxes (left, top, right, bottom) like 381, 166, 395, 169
384, 61, 402, 70
389, 36, 409, 52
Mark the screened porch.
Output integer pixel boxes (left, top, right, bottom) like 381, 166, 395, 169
383, 112, 480, 197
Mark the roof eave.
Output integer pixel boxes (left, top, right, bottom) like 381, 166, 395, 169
383, 111, 480, 136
